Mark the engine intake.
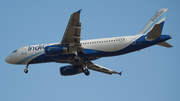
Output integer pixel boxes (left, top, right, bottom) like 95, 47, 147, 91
44, 45, 68, 55
60, 65, 83, 76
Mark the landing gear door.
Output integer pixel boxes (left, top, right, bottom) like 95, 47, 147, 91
21, 47, 27, 55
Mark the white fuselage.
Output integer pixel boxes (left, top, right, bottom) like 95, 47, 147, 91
5, 35, 137, 64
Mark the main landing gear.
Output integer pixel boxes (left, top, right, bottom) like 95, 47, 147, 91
83, 66, 90, 76
24, 63, 29, 73
74, 55, 81, 62
74, 55, 90, 76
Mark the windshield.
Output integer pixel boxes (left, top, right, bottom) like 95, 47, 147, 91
12, 50, 17, 53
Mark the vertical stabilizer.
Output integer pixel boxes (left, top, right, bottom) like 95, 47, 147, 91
138, 8, 168, 36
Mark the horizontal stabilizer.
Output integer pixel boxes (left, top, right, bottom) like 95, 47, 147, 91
147, 24, 161, 39
157, 41, 173, 48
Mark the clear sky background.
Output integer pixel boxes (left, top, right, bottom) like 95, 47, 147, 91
1, 0, 180, 101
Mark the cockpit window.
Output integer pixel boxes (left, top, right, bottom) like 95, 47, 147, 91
12, 50, 17, 53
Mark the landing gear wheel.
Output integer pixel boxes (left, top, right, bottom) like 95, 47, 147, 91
83, 69, 90, 76
74, 56, 81, 62
24, 69, 28, 73
24, 63, 29, 74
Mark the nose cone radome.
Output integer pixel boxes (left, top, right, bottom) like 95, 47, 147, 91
5, 54, 16, 64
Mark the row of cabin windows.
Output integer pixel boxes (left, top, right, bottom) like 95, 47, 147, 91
82, 38, 125, 45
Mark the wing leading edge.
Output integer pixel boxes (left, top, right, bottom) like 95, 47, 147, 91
61, 9, 84, 54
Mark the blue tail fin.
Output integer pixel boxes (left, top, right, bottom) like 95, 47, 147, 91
138, 8, 168, 36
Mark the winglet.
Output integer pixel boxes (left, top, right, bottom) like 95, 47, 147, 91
77, 9, 82, 13
119, 71, 123, 76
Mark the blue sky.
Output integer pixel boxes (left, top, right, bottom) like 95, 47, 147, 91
1, 0, 180, 101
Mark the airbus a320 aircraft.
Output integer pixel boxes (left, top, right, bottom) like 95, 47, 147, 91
5, 8, 172, 76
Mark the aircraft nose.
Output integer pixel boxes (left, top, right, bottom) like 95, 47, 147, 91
5, 54, 15, 64
5, 55, 11, 63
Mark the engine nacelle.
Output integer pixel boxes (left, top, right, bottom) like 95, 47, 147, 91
44, 45, 68, 55
60, 65, 83, 76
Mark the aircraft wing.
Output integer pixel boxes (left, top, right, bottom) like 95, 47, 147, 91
61, 10, 121, 75
61, 9, 84, 54
86, 62, 122, 75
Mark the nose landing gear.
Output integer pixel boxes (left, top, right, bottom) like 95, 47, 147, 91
24, 63, 29, 73
24, 69, 28, 73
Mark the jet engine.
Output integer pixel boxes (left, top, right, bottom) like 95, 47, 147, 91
60, 65, 83, 76
44, 45, 68, 55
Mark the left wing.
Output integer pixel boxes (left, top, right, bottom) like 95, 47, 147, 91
61, 9, 84, 54
61, 10, 121, 76
86, 62, 122, 75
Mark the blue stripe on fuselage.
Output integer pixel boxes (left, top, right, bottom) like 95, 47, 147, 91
16, 51, 44, 64
96, 34, 171, 57
28, 35, 171, 64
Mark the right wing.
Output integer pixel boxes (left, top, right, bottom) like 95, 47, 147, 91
86, 62, 122, 75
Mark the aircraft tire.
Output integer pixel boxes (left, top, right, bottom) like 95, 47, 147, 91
83, 69, 90, 76
74, 56, 81, 62
24, 69, 28, 73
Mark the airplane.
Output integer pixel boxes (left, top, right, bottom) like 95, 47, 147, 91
5, 8, 172, 76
